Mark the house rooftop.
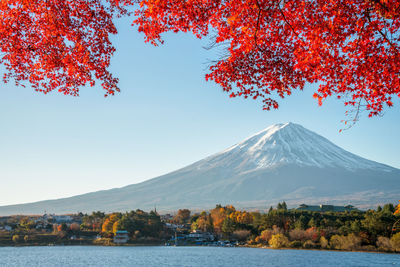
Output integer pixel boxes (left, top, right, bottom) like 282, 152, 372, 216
115, 230, 129, 234
296, 204, 358, 212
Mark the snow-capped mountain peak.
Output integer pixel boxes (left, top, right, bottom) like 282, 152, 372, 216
204, 122, 393, 172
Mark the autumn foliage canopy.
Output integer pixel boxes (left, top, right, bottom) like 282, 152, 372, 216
0, 0, 124, 96
1, 0, 400, 116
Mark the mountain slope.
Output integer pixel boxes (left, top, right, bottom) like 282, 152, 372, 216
1, 123, 399, 215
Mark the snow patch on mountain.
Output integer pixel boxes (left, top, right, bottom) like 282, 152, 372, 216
202, 122, 393, 172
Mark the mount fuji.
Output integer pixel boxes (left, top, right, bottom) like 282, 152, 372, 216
1, 122, 399, 215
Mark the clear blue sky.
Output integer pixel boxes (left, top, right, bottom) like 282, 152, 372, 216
0, 17, 399, 206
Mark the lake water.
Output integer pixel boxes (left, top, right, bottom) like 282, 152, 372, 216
0, 246, 399, 266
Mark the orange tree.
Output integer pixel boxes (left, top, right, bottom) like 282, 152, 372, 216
395, 201, 400, 215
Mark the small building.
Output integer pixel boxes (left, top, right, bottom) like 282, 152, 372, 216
160, 214, 173, 222
53, 215, 73, 223
165, 223, 179, 229
296, 204, 358, 212
187, 230, 214, 242
113, 230, 129, 244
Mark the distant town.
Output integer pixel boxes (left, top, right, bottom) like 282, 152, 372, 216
1, 202, 400, 253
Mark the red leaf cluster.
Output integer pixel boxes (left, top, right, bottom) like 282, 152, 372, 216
0, 0, 126, 96
1, 1, 399, 117
134, 0, 400, 116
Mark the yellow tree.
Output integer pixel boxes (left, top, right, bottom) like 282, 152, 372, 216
237, 211, 253, 225
102, 214, 119, 233
112, 221, 120, 235
269, 234, 289, 249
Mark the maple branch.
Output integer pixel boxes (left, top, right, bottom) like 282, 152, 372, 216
353, 98, 362, 123
203, 33, 229, 51
353, 17, 367, 59
277, 1, 299, 38
276, 0, 314, 55
254, 0, 262, 44
252, 0, 278, 53
341, 98, 363, 131
365, 9, 397, 50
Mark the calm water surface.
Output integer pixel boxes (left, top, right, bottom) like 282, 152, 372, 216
0, 246, 399, 266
